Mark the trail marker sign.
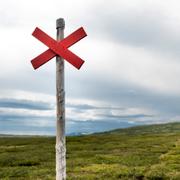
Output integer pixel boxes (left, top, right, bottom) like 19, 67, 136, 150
30, 18, 87, 180
31, 26, 87, 69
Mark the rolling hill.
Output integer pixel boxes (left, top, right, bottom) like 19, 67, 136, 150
0, 122, 180, 179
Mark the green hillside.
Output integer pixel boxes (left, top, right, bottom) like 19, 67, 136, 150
0, 122, 180, 179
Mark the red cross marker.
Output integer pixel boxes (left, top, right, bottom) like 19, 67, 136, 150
31, 27, 87, 69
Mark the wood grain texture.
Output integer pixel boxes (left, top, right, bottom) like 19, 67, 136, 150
56, 18, 66, 180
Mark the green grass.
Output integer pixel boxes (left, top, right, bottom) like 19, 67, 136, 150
0, 122, 180, 179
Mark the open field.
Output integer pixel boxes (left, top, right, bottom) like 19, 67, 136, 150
0, 122, 180, 179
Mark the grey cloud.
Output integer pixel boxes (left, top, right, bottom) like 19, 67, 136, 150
0, 114, 54, 121
0, 110, 142, 135
0, 68, 56, 95
68, 75, 180, 117
67, 103, 125, 112
0, 98, 54, 110
101, 114, 154, 120
86, 5, 180, 58
67, 101, 156, 125
0, 112, 55, 135
66, 103, 96, 110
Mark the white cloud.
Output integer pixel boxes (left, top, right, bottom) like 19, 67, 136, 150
77, 38, 180, 95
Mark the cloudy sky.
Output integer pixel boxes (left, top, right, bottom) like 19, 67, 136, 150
1, 0, 180, 135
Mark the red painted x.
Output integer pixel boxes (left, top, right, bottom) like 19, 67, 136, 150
31, 27, 87, 69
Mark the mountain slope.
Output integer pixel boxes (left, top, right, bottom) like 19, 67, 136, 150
106, 121, 180, 135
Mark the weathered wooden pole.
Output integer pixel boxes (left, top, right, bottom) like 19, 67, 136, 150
56, 18, 66, 180
30, 18, 87, 179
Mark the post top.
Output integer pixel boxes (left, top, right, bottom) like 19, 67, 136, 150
56, 18, 65, 29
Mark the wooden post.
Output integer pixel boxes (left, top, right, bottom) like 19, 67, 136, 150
56, 18, 66, 180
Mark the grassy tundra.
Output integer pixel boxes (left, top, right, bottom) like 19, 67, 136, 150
0, 122, 180, 179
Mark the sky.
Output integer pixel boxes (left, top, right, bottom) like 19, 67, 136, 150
0, 0, 180, 135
